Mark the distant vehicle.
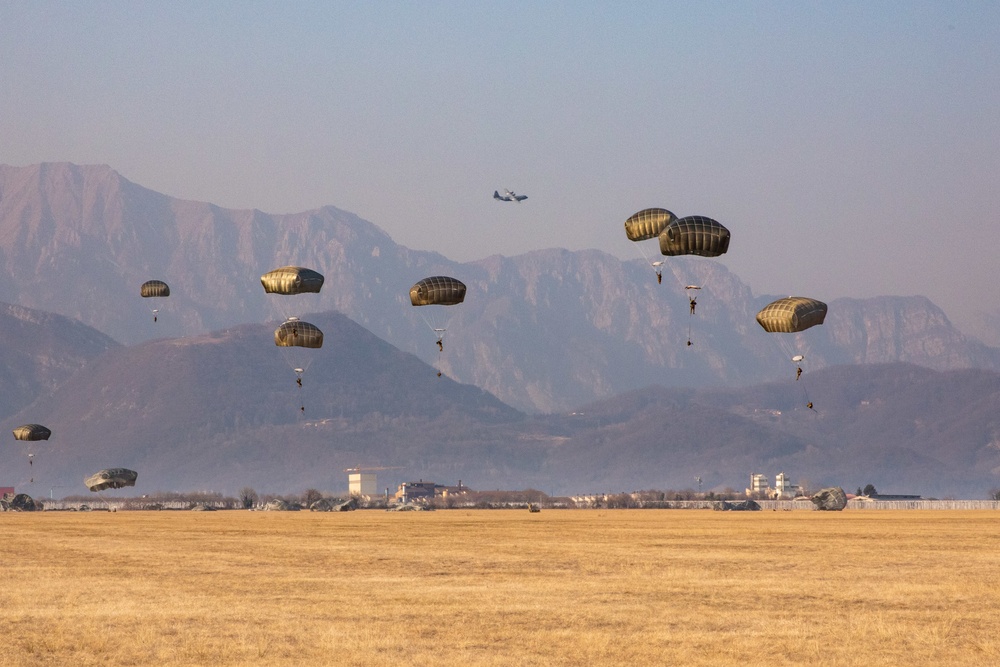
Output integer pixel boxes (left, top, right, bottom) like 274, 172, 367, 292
494, 189, 528, 202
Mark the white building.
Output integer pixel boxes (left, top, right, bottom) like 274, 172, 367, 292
348, 472, 378, 497
748, 473, 769, 496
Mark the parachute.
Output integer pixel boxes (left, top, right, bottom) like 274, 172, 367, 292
140, 280, 170, 298
811, 487, 848, 511
140, 280, 170, 321
757, 297, 828, 409
410, 276, 466, 377
85, 468, 138, 492
261, 266, 324, 407
260, 266, 325, 295
624, 208, 676, 242
756, 297, 828, 333
643, 214, 730, 345
624, 209, 677, 284
658, 216, 731, 257
12, 424, 51, 479
12, 424, 51, 441
274, 318, 323, 410
274, 319, 324, 348
409, 276, 466, 306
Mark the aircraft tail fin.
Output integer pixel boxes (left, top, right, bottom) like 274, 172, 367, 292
493, 190, 501, 199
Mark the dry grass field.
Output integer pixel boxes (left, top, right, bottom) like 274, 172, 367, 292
1, 509, 998, 666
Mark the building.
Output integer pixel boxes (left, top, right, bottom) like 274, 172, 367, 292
435, 480, 470, 498
393, 480, 472, 503
746, 472, 802, 499
394, 480, 437, 503
348, 472, 378, 497
747, 473, 769, 497
0, 486, 14, 499
773, 472, 802, 499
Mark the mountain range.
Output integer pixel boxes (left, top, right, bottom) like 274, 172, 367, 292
1, 304, 997, 498
1, 162, 998, 499
2, 163, 997, 413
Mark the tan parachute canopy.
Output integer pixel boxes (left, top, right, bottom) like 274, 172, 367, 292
409, 276, 467, 306
140, 280, 170, 298
624, 208, 676, 242
811, 487, 847, 511
260, 266, 325, 295
756, 297, 828, 333
85, 468, 138, 492
274, 319, 324, 348
12, 424, 51, 441
659, 216, 731, 257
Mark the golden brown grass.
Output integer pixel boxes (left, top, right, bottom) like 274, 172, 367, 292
1, 509, 998, 666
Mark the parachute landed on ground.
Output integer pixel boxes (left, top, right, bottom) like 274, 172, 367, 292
260, 266, 325, 295
12, 424, 51, 441
811, 487, 848, 511
85, 468, 138, 492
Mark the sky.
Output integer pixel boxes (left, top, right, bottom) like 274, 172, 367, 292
2, 1, 999, 341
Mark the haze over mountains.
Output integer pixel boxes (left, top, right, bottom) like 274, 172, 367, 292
2, 163, 998, 414
1, 162, 999, 499
1, 304, 997, 498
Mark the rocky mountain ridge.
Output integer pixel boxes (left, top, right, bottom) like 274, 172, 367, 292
1, 162, 997, 413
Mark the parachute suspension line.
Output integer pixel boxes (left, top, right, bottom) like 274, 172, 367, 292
409, 276, 466, 379
685, 285, 702, 347
631, 240, 663, 284
295, 367, 305, 414
418, 312, 445, 339
801, 382, 816, 414
418, 311, 449, 377
661, 260, 707, 347
767, 334, 814, 411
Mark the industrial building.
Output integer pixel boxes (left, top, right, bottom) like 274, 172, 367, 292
747, 472, 802, 499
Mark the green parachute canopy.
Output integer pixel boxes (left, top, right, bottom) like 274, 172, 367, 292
658, 216, 731, 257
85, 468, 138, 492
140, 280, 170, 298
409, 276, 467, 306
260, 266, 325, 295
624, 208, 677, 242
274, 319, 324, 348
756, 297, 828, 333
12, 424, 51, 441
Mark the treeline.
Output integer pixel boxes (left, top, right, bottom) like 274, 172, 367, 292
47, 486, 751, 510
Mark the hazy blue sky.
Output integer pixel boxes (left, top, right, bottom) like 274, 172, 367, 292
2, 1, 999, 339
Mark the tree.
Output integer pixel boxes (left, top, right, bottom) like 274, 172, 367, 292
301, 488, 323, 508
862, 483, 878, 497
239, 487, 258, 509
990, 488, 1000, 501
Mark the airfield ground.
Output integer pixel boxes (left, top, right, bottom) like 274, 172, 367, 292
1, 510, 997, 666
